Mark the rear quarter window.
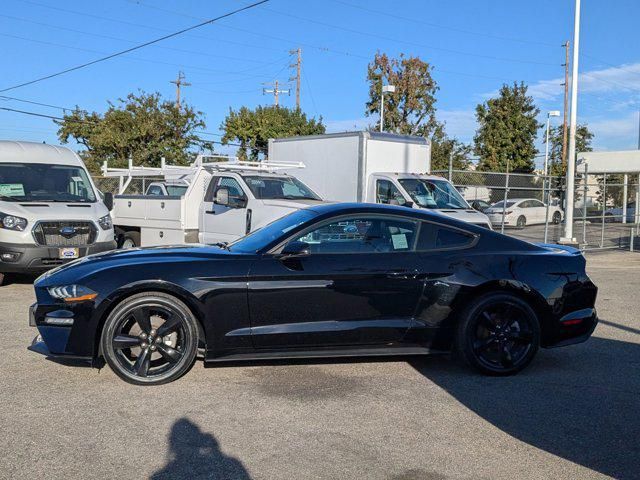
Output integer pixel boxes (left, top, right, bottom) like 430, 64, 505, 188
417, 222, 476, 250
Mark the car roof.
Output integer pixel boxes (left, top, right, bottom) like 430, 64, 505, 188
305, 202, 478, 230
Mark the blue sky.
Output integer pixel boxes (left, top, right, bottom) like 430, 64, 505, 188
1, 0, 639, 168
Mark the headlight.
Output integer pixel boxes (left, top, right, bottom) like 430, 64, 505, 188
98, 214, 113, 231
47, 285, 98, 302
0, 212, 28, 231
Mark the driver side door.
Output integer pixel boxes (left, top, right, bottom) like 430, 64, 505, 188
247, 214, 426, 349
200, 176, 249, 244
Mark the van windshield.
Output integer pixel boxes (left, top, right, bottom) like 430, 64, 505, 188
0, 163, 96, 202
398, 178, 468, 209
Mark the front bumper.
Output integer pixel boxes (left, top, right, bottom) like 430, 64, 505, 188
0, 240, 116, 273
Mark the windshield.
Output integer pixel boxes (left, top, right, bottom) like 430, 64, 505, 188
398, 178, 468, 209
0, 163, 96, 203
491, 200, 517, 208
165, 185, 188, 196
229, 209, 318, 253
243, 175, 321, 201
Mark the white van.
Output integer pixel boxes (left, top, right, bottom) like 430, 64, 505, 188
0, 141, 116, 285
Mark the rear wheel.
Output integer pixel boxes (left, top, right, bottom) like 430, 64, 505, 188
552, 211, 562, 224
456, 292, 540, 376
121, 231, 140, 249
516, 215, 526, 228
101, 292, 199, 385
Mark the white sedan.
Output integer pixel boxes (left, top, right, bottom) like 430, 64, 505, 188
485, 198, 563, 228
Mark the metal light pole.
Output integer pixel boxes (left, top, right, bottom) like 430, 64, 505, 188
380, 84, 395, 132
561, 0, 581, 243
543, 111, 561, 244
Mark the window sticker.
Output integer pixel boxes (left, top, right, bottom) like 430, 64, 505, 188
391, 233, 408, 250
0, 183, 25, 196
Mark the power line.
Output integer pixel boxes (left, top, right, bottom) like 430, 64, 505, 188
0, 0, 270, 93
262, 6, 559, 67
330, 0, 558, 48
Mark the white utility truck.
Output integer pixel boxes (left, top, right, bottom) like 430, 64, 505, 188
0, 141, 116, 286
104, 155, 325, 248
269, 131, 492, 228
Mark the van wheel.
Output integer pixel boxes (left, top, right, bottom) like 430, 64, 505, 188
456, 293, 540, 376
121, 231, 140, 249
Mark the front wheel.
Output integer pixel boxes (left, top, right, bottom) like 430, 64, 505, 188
120, 231, 140, 249
101, 292, 199, 385
552, 211, 562, 224
455, 293, 540, 376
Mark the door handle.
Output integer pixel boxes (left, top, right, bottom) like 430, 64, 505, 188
387, 269, 418, 279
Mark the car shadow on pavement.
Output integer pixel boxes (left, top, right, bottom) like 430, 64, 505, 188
151, 418, 252, 480
410, 334, 640, 480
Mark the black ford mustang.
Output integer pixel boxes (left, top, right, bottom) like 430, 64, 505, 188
29, 203, 598, 385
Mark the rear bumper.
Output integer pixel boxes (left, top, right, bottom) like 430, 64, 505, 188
545, 308, 598, 348
0, 240, 116, 273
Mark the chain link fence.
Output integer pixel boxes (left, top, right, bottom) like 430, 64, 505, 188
93, 176, 164, 195
433, 169, 640, 251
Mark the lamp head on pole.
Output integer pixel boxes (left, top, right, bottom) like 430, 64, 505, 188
382, 85, 396, 94
548, 110, 561, 118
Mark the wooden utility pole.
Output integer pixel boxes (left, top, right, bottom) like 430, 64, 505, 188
561, 41, 570, 170
170, 71, 191, 109
289, 48, 301, 109
262, 80, 290, 106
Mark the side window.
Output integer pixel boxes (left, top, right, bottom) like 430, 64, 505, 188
531, 200, 544, 208
376, 180, 406, 206
417, 222, 475, 250
204, 176, 247, 203
291, 216, 418, 254
147, 185, 163, 196
217, 177, 246, 201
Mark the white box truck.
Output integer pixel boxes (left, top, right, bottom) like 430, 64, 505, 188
0, 141, 116, 286
269, 131, 492, 228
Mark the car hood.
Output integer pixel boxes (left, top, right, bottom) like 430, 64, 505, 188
36, 244, 237, 286
0, 200, 109, 221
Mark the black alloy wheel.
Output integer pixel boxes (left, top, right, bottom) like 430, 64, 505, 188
456, 293, 540, 376
516, 215, 527, 228
101, 292, 199, 385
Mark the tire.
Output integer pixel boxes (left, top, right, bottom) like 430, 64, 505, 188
516, 216, 527, 228
100, 292, 199, 385
552, 211, 562, 225
121, 231, 140, 249
0, 273, 5, 287
455, 292, 540, 376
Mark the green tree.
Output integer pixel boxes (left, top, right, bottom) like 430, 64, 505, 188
544, 124, 594, 176
56, 91, 208, 174
365, 52, 439, 136
474, 82, 541, 173
221, 106, 325, 160
430, 123, 471, 171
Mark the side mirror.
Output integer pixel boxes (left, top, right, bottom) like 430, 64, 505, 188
404, 201, 414, 209
471, 201, 481, 211
214, 188, 229, 206
103, 192, 114, 211
280, 241, 310, 257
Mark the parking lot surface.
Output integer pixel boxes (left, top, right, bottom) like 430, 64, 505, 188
1, 251, 639, 480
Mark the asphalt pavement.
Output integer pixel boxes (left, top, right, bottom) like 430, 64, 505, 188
1, 250, 639, 480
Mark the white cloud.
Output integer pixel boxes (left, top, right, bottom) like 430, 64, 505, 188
528, 63, 640, 101
588, 112, 640, 150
